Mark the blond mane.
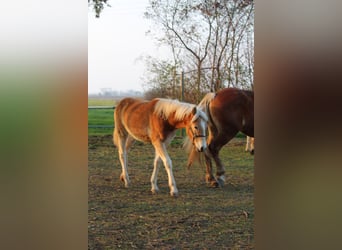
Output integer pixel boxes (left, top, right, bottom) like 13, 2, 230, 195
154, 98, 196, 121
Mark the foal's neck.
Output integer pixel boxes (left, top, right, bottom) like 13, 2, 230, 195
174, 120, 188, 129
168, 116, 190, 129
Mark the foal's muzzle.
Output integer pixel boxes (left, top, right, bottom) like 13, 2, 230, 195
193, 134, 207, 152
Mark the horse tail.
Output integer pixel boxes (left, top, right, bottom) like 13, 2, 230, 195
113, 103, 124, 148
183, 136, 203, 169
183, 136, 196, 169
113, 109, 119, 147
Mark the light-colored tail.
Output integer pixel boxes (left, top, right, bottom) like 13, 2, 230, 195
113, 109, 119, 147
183, 136, 202, 168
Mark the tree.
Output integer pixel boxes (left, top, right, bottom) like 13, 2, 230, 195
144, 0, 254, 101
88, 0, 111, 18
146, 0, 216, 102
140, 56, 179, 100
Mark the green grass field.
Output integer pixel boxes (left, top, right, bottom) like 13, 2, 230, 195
88, 98, 117, 135
88, 98, 117, 106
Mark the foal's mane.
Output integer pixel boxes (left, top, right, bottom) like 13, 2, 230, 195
154, 98, 196, 121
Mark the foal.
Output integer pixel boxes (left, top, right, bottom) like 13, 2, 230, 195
113, 97, 208, 196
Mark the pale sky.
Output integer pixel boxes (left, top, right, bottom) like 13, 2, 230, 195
88, 0, 171, 94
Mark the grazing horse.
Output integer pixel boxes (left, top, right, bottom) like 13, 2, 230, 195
245, 136, 255, 155
186, 88, 254, 187
113, 97, 208, 196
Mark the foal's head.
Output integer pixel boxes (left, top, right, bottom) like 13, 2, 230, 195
186, 107, 208, 152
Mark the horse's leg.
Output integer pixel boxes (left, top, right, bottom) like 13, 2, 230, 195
211, 147, 226, 187
209, 132, 236, 187
250, 137, 254, 155
245, 136, 251, 152
152, 140, 178, 197
245, 136, 254, 154
125, 135, 135, 150
150, 153, 161, 194
116, 135, 130, 188
151, 132, 175, 194
203, 149, 217, 187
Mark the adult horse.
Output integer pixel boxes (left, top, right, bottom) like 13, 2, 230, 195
186, 88, 254, 187
113, 97, 208, 196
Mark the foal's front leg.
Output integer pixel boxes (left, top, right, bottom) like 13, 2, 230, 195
153, 141, 178, 197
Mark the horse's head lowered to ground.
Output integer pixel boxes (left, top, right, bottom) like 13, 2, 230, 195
186, 107, 208, 152
153, 99, 208, 152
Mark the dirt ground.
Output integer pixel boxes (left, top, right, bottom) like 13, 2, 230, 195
88, 135, 254, 249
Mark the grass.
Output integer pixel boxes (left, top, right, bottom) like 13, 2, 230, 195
88, 135, 254, 249
88, 98, 117, 106
88, 98, 116, 135
88, 97, 253, 248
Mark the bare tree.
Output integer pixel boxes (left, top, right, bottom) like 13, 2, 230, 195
88, 0, 111, 18
146, 0, 214, 101
140, 56, 179, 99
145, 0, 254, 100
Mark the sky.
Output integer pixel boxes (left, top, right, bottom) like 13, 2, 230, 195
88, 0, 171, 94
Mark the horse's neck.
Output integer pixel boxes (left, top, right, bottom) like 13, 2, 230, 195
174, 120, 188, 129
167, 116, 189, 129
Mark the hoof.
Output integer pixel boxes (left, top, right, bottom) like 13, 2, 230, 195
250, 149, 254, 155
170, 191, 179, 197
216, 175, 225, 187
209, 180, 219, 188
151, 189, 159, 195
206, 175, 216, 184
120, 174, 130, 188
217, 177, 225, 187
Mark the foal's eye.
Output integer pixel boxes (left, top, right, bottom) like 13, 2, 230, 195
194, 126, 198, 130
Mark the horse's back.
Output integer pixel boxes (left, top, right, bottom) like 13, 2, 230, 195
213, 88, 253, 107
210, 88, 254, 136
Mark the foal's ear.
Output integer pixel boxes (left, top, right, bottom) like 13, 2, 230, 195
192, 107, 197, 115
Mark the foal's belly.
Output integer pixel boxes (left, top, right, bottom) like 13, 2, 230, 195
124, 124, 151, 143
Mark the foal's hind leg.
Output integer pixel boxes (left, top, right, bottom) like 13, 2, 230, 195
116, 135, 131, 188
150, 153, 161, 194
